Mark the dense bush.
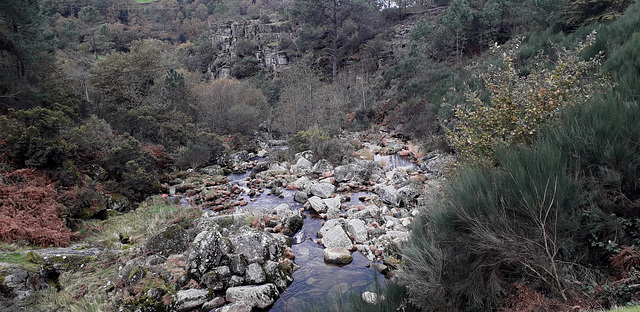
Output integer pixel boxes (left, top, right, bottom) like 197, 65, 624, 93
2, 107, 76, 168
289, 127, 353, 164
399, 142, 583, 310
447, 32, 609, 164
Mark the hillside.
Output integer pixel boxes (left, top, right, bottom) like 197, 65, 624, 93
2, 0, 640, 311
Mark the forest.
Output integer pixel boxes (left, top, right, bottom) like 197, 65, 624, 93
1, 0, 640, 311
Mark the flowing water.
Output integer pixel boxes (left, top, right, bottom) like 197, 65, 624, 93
221, 153, 417, 310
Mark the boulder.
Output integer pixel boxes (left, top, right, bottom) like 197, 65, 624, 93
322, 226, 353, 249
293, 177, 313, 192
185, 230, 225, 277
293, 191, 308, 203
230, 229, 282, 263
317, 219, 346, 238
421, 154, 454, 177
308, 196, 327, 213
347, 219, 368, 244
218, 303, 252, 312
310, 183, 336, 199
202, 297, 226, 311
263, 260, 293, 290
226, 283, 279, 309
323, 248, 353, 265
245, 262, 266, 284
312, 159, 334, 174
397, 185, 420, 206
119, 259, 145, 285
362, 291, 386, 305
199, 165, 223, 176
291, 157, 313, 174
323, 197, 341, 211
2, 267, 42, 300
376, 185, 398, 206
274, 203, 296, 220
106, 193, 130, 211
144, 224, 189, 257
171, 289, 210, 312
334, 164, 369, 183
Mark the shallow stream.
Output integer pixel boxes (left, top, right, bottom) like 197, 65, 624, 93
221, 153, 417, 310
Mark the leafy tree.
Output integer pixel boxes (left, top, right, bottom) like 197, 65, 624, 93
447, 32, 609, 164
193, 78, 268, 134
91, 39, 166, 126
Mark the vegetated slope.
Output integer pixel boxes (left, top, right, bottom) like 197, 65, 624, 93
398, 1, 640, 311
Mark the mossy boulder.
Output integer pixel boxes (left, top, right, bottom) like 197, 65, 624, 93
107, 193, 131, 212
144, 224, 189, 257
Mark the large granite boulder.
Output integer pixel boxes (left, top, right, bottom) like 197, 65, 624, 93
334, 164, 369, 183
226, 283, 279, 309
310, 183, 335, 199
171, 289, 210, 312
185, 230, 226, 277
144, 224, 189, 257
323, 248, 353, 265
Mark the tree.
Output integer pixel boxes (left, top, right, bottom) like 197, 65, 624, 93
291, 0, 380, 80
193, 78, 269, 134
78, 6, 102, 59
440, 0, 473, 64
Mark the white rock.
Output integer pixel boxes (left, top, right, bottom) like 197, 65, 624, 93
226, 283, 279, 309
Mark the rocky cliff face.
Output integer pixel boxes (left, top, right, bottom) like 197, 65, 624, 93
206, 18, 294, 79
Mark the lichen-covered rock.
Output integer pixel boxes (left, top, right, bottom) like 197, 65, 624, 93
230, 228, 282, 263
312, 159, 334, 174
347, 219, 368, 244
317, 219, 346, 238
229, 254, 247, 275
245, 262, 266, 284
293, 176, 313, 192
202, 296, 227, 311
263, 260, 293, 290
185, 230, 225, 277
218, 302, 252, 312
119, 259, 145, 285
323, 248, 353, 265
310, 183, 335, 199
322, 225, 353, 249
293, 191, 308, 203
397, 184, 420, 206
2, 267, 47, 300
334, 164, 369, 183
307, 196, 327, 213
144, 224, 188, 257
226, 283, 279, 309
106, 193, 130, 211
171, 289, 210, 312
199, 164, 223, 176
291, 157, 313, 174
375, 185, 398, 206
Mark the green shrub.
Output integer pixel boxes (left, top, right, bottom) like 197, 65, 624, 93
447, 31, 609, 164
3, 107, 77, 168
400, 142, 582, 310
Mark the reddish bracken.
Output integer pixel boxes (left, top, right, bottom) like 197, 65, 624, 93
611, 246, 640, 278
141, 143, 171, 168
0, 168, 72, 247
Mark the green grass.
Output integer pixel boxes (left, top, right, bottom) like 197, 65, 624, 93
604, 306, 640, 312
135, 0, 157, 3
26, 196, 202, 311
